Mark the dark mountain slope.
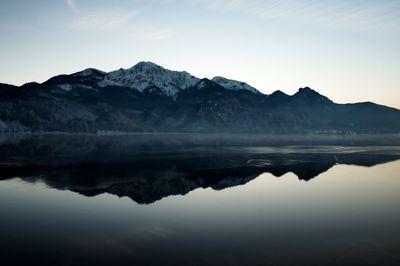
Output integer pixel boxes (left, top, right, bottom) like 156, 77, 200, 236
0, 62, 399, 133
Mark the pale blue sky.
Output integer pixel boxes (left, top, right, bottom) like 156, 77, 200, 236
1, 0, 399, 107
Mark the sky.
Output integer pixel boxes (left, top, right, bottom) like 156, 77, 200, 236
0, 0, 399, 108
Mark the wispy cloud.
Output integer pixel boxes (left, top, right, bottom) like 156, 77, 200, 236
66, 0, 78, 13
64, 0, 398, 38
189, 0, 400, 32
65, 0, 136, 32
68, 10, 136, 32
64, 0, 176, 39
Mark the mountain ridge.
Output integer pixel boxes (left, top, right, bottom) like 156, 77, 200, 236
0, 61, 399, 133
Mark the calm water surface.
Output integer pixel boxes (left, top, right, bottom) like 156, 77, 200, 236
0, 134, 399, 266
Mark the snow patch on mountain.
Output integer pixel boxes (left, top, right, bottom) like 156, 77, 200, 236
58, 84, 73, 92
99, 62, 200, 97
195, 79, 211, 90
212, 76, 260, 94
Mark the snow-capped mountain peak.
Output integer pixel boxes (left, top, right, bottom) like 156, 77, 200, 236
99, 61, 199, 97
65, 62, 261, 97
130, 61, 165, 72
212, 76, 260, 94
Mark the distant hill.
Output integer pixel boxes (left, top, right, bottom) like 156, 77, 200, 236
1, 61, 399, 133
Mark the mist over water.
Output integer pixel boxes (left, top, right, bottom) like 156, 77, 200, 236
0, 134, 400, 266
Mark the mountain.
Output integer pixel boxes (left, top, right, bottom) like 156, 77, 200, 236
212, 76, 260, 94
99, 61, 199, 96
0, 61, 399, 133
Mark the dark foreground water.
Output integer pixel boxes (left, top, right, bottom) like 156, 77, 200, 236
0, 134, 400, 266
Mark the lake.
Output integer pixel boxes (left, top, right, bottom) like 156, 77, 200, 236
0, 134, 400, 266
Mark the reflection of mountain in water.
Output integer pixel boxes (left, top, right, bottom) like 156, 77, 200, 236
1, 135, 399, 204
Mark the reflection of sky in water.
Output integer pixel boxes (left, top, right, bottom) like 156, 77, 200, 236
0, 160, 399, 265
